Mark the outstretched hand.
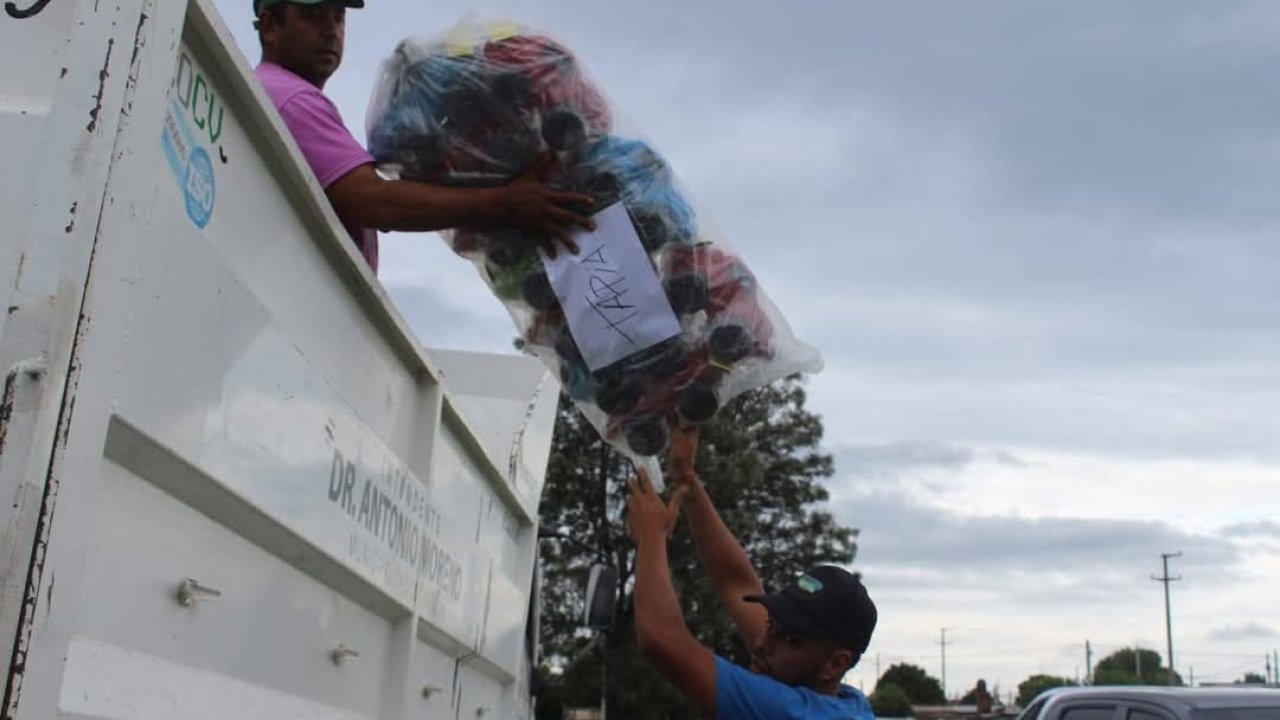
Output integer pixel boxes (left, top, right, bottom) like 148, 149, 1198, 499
501, 153, 596, 257
627, 468, 688, 547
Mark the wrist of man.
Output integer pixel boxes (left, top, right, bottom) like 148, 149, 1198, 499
671, 467, 700, 486
681, 482, 716, 523
487, 186, 515, 226
679, 474, 709, 499
635, 525, 671, 552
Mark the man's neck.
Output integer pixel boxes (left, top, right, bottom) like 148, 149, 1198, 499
261, 56, 326, 90
809, 679, 844, 697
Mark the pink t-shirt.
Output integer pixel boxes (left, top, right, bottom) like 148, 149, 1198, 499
255, 62, 378, 273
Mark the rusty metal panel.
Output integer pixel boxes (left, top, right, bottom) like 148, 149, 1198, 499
0, 0, 159, 706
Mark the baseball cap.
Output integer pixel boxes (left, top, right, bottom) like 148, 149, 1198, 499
254, 0, 365, 15
745, 566, 877, 654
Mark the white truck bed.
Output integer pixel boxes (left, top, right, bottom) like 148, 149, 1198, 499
0, 1, 557, 717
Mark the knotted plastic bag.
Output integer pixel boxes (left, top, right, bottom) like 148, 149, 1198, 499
367, 19, 822, 478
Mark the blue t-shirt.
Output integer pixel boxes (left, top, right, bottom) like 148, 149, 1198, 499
715, 656, 875, 719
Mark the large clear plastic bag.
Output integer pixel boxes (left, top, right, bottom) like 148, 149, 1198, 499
367, 19, 822, 476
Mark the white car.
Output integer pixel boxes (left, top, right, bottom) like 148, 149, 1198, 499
1016, 686, 1280, 720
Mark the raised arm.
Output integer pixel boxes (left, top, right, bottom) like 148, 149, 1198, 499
668, 427, 768, 650
628, 470, 716, 716
326, 154, 594, 255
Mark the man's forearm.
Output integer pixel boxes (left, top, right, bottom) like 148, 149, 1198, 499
632, 533, 717, 715
680, 480, 767, 648
343, 175, 510, 232
667, 429, 767, 648
683, 480, 764, 601
634, 540, 689, 648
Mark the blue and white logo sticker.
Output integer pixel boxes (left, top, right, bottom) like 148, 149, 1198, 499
161, 97, 216, 229
183, 147, 215, 229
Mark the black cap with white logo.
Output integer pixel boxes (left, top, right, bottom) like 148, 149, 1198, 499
745, 565, 877, 654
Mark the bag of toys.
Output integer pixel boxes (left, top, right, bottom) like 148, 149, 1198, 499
367, 19, 822, 478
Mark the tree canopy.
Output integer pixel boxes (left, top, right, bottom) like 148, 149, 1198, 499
870, 683, 913, 717
1016, 674, 1076, 706
877, 663, 946, 705
1093, 647, 1182, 686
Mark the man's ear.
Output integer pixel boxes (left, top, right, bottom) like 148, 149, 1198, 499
256, 10, 281, 40
822, 648, 855, 682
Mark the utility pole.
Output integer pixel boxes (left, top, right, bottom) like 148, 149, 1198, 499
1151, 551, 1182, 685
1085, 640, 1093, 685
938, 628, 951, 700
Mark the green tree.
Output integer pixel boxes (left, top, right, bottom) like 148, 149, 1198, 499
1093, 647, 1182, 686
537, 377, 858, 719
870, 683, 913, 717
1016, 674, 1075, 706
877, 663, 946, 705
1238, 672, 1266, 685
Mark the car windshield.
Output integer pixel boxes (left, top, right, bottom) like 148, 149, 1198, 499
1016, 697, 1049, 720
1193, 709, 1280, 720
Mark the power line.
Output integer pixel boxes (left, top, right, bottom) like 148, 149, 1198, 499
1181, 651, 1273, 659
1151, 551, 1182, 685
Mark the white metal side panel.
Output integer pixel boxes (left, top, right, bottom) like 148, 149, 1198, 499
0, 0, 156, 682
58, 636, 369, 720
0, 0, 74, 241
432, 349, 559, 518
5, 0, 557, 717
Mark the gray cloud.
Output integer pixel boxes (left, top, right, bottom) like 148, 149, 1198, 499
832, 488, 1240, 601
1206, 622, 1278, 643
835, 440, 978, 482
1221, 520, 1280, 539
993, 452, 1027, 468
834, 441, 1033, 487
383, 283, 516, 354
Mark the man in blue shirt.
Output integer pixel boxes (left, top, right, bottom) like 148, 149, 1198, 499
628, 428, 877, 719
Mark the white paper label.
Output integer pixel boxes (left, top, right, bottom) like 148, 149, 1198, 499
541, 203, 681, 370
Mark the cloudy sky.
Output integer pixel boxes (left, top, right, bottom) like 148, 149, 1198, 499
214, 0, 1280, 699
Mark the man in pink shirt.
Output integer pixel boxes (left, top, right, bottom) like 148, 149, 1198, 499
253, 0, 593, 274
